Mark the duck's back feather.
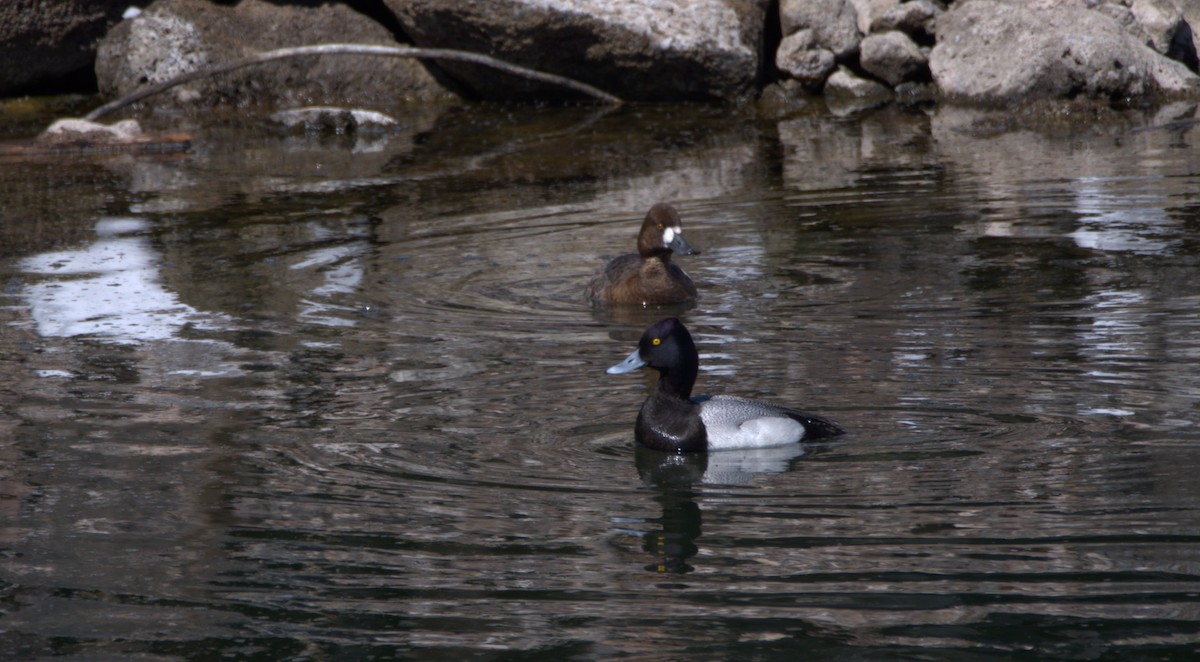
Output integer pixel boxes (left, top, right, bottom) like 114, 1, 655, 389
586, 254, 697, 305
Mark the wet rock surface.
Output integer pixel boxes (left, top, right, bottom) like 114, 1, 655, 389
384, 0, 770, 102
95, 0, 456, 110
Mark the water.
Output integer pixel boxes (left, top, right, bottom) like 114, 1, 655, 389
3, 100, 1200, 659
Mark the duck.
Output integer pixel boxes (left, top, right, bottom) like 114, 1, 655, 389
586, 203, 700, 306
606, 318, 843, 452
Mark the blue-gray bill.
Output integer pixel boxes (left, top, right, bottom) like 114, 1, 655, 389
607, 348, 646, 374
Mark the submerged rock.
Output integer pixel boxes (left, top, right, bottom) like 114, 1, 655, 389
269, 107, 400, 133
95, 0, 457, 111
0, 118, 191, 156
40, 118, 144, 142
384, 0, 770, 102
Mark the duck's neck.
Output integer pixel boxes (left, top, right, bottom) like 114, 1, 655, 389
655, 362, 697, 401
639, 248, 673, 264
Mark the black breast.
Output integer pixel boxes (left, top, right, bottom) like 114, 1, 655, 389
635, 394, 707, 452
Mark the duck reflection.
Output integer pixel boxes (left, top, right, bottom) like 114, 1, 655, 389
633, 443, 808, 574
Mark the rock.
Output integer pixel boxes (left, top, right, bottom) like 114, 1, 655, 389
270, 107, 400, 133
6, 118, 192, 156
0, 0, 129, 95
776, 30, 838, 86
95, 0, 457, 111
779, 0, 861, 60
1125, 0, 1199, 72
824, 65, 893, 113
870, 0, 941, 40
1130, 0, 1187, 55
40, 118, 143, 142
929, 0, 1200, 105
384, 0, 769, 102
848, 0, 897, 36
860, 30, 927, 86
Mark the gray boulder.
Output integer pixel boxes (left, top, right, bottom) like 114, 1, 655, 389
824, 65, 893, 112
384, 0, 769, 102
860, 30, 928, 86
0, 0, 128, 95
779, 0, 861, 60
776, 29, 838, 86
870, 0, 941, 39
849, 0, 898, 36
930, 0, 1200, 104
95, 0, 456, 110
1128, 0, 1189, 55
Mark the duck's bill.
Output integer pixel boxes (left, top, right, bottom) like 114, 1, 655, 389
606, 348, 646, 374
669, 233, 700, 255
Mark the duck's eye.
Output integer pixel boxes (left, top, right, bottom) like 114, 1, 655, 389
652, 338, 661, 346
656, 224, 663, 230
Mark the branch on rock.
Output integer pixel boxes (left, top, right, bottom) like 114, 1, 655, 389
85, 43, 624, 121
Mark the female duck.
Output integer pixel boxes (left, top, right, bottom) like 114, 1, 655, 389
586, 203, 700, 306
607, 318, 843, 452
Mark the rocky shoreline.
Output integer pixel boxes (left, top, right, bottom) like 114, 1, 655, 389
4, 0, 1200, 112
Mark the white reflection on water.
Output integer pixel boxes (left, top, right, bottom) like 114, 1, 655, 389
19, 218, 212, 344
293, 241, 368, 327
1068, 177, 1177, 253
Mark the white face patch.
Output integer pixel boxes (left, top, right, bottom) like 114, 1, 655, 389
662, 227, 679, 245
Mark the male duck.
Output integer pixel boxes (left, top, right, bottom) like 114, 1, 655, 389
607, 318, 843, 452
586, 203, 700, 306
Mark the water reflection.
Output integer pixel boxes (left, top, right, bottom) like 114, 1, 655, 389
632, 444, 810, 574
3, 103, 1200, 658
19, 217, 213, 343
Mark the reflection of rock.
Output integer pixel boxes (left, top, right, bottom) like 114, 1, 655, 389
930, 104, 1187, 272
778, 106, 932, 192
0, 162, 117, 259
95, 0, 457, 110
378, 105, 765, 222
95, 101, 450, 218
385, 0, 769, 101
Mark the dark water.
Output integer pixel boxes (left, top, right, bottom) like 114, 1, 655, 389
3, 99, 1200, 660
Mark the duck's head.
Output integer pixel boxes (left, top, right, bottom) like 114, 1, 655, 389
607, 317, 698, 377
637, 204, 700, 258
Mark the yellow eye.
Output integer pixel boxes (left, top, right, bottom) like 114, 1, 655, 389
652, 338, 661, 346
656, 224, 663, 230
